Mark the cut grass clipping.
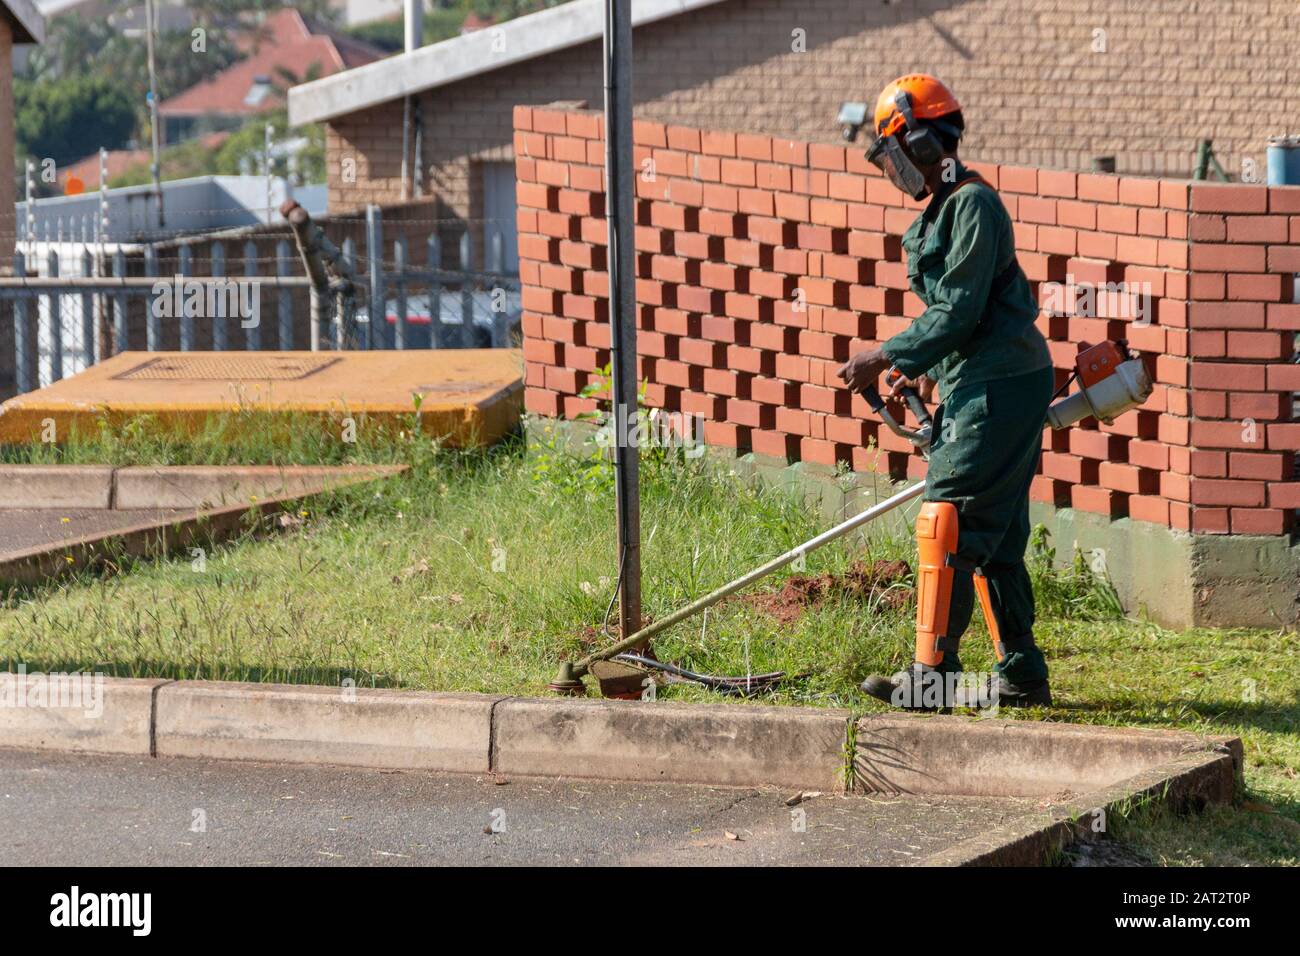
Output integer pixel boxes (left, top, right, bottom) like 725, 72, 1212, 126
0, 411, 1296, 865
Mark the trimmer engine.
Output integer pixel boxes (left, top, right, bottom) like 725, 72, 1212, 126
1046, 340, 1153, 430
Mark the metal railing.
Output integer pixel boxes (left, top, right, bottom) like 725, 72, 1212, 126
1, 204, 521, 397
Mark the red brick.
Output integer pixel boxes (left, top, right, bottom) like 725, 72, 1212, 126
1188, 213, 1227, 241
1038, 169, 1077, 198
825, 416, 868, 446
1118, 178, 1161, 207
808, 144, 847, 171
1230, 509, 1288, 535
750, 376, 799, 406
1269, 483, 1300, 509
1128, 495, 1170, 526
1190, 183, 1268, 213
1227, 273, 1284, 302
1228, 451, 1288, 481
1189, 450, 1227, 477
702, 420, 751, 449
1189, 478, 1266, 506
735, 132, 772, 161
1069, 429, 1128, 460
775, 406, 812, 436
525, 387, 561, 417
1071, 485, 1127, 518
1270, 423, 1300, 450
1039, 226, 1077, 256
523, 337, 563, 366
1126, 439, 1170, 471
1019, 196, 1057, 225
1057, 200, 1097, 230
1225, 215, 1289, 243
1099, 461, 1157, 495
1189, 419, 1266, 449
999, 165, 1037, 194
665, 125, 700, 152
1191, 507, 1230, 533
726, 398, 773, 429
1160, 180, 1190, 210
800, 436, 850, 466
1269, 246, 1300, 271
1041, 453, 1097, 484
1077, 173, 1119, 203
750, 429, 799, 460
1188, 363, 1266, 391
796, 223, 848, 253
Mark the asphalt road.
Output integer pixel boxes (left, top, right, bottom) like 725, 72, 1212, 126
0, 748, 1036, 866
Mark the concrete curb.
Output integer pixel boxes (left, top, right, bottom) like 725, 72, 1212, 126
0, 677, 1243, 864
492, 696, 850, 791
155, 681, 497, 773
0, 674, 166, 755
851, 712, 1240, 798
0, 465, 116, 509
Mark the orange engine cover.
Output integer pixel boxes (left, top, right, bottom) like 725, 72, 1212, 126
1075, 340, 1126, 388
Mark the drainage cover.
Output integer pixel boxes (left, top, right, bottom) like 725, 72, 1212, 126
112, 355, 341, 382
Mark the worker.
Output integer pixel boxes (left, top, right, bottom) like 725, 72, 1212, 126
836, 74, 1055, 709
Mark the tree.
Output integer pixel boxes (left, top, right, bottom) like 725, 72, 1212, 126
14, 75, 137, 167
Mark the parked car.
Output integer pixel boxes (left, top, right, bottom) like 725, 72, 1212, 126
354, 289, 522, 348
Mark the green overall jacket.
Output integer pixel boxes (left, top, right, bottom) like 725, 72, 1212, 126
881, 164, 1050, 394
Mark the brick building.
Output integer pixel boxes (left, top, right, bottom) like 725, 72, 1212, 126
0, 0, 44, 266
291, 0, 1300, 266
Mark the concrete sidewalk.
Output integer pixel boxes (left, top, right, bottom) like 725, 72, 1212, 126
0, 463, 405, 587
0, 508, 189, 555
0, 749, 1035, 867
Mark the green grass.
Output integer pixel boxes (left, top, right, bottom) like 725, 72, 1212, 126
1, 414, 1296, 865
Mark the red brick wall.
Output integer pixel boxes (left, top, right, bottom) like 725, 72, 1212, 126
516, 105, 1300, 536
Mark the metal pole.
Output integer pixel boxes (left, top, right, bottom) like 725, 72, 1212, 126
265, 124, 275, 224
401, 0, 423, 201
603, 0, 642, 639
366, 204, 383, 349
13, 252, 31, 394
178, 243, 193, 350
24, 159, 35, 256
97, 148, 111, 361
144, 0, 164, 229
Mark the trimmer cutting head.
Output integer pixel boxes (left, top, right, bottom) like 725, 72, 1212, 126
547, 662, 587, 696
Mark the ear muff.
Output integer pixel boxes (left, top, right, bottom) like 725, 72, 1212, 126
893, 89, 960, 166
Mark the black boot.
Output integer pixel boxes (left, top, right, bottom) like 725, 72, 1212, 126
990, 672, 1052, 707
989, 637, 1052, 707
860, 660, 963, 711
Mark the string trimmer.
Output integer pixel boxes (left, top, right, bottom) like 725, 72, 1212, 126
550, 340, 1151, 696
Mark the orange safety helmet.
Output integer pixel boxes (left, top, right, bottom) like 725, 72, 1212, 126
866, 74, 963, 198
872, 74, 961, 138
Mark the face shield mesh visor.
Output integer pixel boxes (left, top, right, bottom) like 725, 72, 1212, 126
867, 133, 927, 200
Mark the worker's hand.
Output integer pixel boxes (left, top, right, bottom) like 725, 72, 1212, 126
890, 373, 935, 403
836, 348, 891, 393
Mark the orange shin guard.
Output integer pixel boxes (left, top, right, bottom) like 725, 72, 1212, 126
973, 572, 1005, 663
913, 501, 960, 666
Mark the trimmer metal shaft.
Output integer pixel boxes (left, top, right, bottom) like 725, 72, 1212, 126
555, 479, 927, 684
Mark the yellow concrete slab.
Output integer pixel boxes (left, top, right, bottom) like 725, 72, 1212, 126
0, 350, 524, 447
